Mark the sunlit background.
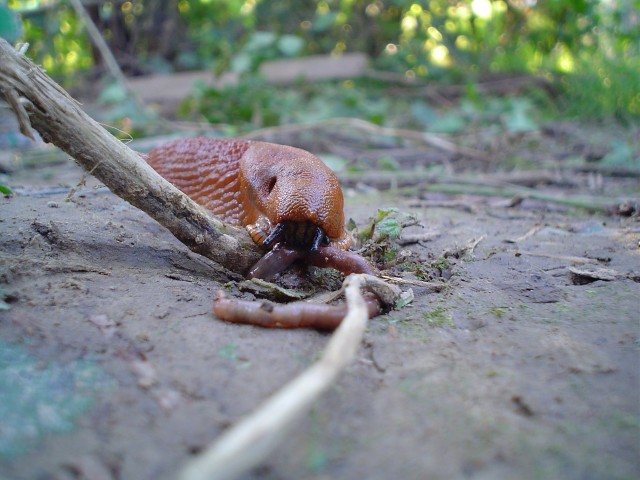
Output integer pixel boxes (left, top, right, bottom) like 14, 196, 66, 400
3, 0, 639, 119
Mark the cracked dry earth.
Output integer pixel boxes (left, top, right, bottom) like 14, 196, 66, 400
1, 153, 639, 480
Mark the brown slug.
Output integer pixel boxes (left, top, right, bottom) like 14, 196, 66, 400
146, 137, 381, 329
146, 137, 352, 253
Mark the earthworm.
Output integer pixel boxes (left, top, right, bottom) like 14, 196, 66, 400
213, 290, 382, 330
247, 244, 378, 280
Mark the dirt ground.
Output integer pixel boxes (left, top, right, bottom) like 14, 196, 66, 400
1, 119, 639, 480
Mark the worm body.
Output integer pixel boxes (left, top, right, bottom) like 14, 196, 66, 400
213, 291, 381, 330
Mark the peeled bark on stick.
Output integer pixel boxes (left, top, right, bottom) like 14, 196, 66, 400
0, 38, 261, 275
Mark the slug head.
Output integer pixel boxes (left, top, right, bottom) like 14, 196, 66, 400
241, 142, 346, 250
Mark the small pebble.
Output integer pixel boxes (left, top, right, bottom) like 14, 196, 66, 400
47, 201, 59, 208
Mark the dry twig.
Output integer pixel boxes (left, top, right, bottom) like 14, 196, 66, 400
419, 182, 621, 213
178, 274, 385, 480
504, 225, 543, 243
380, 275, 447, 291
516, 250, 602, 265
406, 200, 478, 214
0, 38, 260, 275
243, 117, 490, 161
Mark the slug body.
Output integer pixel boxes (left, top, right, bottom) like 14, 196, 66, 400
146, 138, 352, 253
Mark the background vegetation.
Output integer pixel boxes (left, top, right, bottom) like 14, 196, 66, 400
2, 0, 639, 125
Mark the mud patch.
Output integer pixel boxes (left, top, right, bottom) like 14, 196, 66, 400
1, 148, 639, 480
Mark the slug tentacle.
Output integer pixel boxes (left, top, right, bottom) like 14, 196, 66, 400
310, 226, 326, 251
262, 222, 286, 249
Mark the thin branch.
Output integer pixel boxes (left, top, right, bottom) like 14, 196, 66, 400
418, 182, 623, 213
504, 225, 542, 244
243, 117, 490, 161
339, 169, 577, 189
178, 274, 374, 480
380, 275, 446, 291
516, 250, 603, 265
2, 84, 35, 140
68, 0, 129, 89
0, 38, 260, 275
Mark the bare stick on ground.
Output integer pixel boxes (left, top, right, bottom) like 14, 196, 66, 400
0, 38, 260, 275
243, 117, 490, 161
178, 274, 381, 480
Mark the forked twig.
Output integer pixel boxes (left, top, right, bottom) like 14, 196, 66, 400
178, 274, 374, 480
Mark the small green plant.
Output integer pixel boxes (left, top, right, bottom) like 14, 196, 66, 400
356, 208, 413, 243
423, 305, 453, 328
180, 76, 284, 128
398, 261, 432, 281
431, 257, 450, 273
486, 307, 508, 318
351, 208, 421, 270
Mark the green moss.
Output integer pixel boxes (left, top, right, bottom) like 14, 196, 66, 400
485, 306, 509, 318
423, 306, 454, 328
431, 257, 451, 272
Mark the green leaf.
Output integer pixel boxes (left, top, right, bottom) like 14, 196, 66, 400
230, 52, 252, 73
0, 184, 12, 195
601, 140, 639, 167
376, 217, 402, 239
374, 208, 398, 223
376, 156, 401, 171
410, 102, 438, 127
278, 35, 304, 57
98, 83, 127, 104
395, 289, 415, 309
357, 222, 375, 241
244, 31, 276, 52
313, 12, 337, 32
503, 98, 537, 132
430, 111, 466, 134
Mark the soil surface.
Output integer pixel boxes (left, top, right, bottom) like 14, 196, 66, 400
1, 120, 639, 480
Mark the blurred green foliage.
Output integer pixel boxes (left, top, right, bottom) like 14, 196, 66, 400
180, 77, 393, 130
181, 75, 552, 133
0, 0, 21, 42
5, 0, 640, 120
